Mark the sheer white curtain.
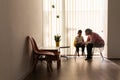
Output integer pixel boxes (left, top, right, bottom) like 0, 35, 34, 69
42, 0, 108, 56
42, 0, 63, 47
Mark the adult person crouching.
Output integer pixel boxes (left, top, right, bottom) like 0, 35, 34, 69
85, 28, 105, 60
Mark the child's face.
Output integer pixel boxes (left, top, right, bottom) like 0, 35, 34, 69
78, 32, 81, 36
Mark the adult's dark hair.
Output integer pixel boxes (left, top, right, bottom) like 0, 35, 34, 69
78, 30, 82, 34
85, 28, 92, 34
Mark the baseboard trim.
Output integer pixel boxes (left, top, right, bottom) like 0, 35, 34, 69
107, 58, 120, 60
23, 68, 33, 80
16, 68, 33, 80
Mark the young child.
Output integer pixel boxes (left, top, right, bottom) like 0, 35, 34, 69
74, 30, 85, 56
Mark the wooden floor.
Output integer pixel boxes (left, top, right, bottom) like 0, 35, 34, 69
25, 57, 120, 80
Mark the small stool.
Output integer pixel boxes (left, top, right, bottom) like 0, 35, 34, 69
92, 47, 104, 60
74, 47, 86, 61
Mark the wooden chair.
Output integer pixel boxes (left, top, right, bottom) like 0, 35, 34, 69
28, 36, 55, 72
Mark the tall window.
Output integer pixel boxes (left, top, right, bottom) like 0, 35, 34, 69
43, 0, 108, 56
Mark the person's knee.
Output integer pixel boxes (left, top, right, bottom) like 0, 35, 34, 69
82, 44, 85, 48
76, 44, 78, 46
87, 44, 90, 48
87, 43, 93, 48
76, 46, 79, 49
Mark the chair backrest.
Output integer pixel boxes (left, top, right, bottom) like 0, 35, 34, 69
29, 36, 55, 56
31, 37, 39, 51
28, 36, 39, 53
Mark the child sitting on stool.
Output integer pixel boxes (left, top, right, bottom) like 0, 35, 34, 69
74, 30, 85, 56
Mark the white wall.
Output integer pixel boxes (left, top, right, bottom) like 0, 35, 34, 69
0, 0, 43, 80
108, 0, 120, 58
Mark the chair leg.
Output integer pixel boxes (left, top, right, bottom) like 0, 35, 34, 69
46, 56, 53, 72
74, 50, 77, 61
57, 59, 61, 69
33, 55, 39, 72
47, 61, 52, 72
92, 48, 95, 56
99, 48, 104, 60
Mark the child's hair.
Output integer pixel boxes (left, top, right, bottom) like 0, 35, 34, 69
78, 30, 82, 34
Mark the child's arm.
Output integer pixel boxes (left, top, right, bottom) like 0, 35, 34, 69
82, 36, 85, 44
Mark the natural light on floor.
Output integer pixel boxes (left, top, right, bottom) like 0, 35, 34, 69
42, 0, 108, 57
